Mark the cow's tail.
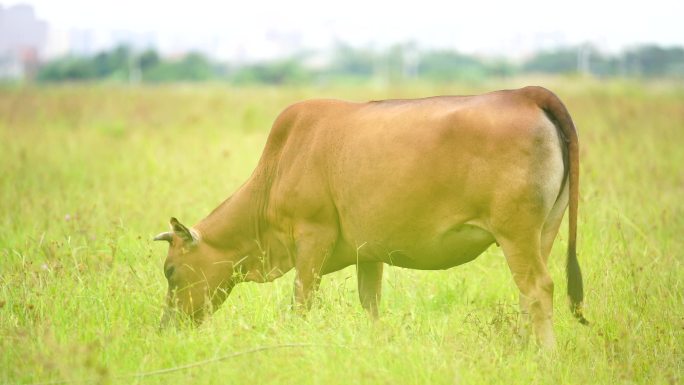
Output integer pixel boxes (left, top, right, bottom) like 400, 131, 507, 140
521, 86, 588, 325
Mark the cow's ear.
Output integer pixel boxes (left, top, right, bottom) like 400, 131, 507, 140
170, 217, 196, 244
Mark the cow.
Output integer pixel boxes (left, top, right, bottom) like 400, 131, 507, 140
153, 86, 587, 349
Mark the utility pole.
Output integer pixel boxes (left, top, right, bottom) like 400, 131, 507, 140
128, 52, 141, 84
577, 44, 591, 76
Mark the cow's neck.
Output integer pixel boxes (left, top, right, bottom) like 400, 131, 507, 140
194, 174, 290, 282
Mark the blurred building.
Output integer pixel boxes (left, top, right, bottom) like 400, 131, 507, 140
0, 3, 48, 79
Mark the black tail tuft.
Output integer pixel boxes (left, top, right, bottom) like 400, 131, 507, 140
567, 247, 589, 325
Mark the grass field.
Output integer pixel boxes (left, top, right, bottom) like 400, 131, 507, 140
1, 79, 683, 384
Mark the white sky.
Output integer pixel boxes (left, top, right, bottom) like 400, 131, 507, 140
8, 0, 684, 58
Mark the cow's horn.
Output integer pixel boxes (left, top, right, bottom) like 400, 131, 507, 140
153, 232, 173, 242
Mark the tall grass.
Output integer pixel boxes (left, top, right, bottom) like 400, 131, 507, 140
1, 79, 682, 384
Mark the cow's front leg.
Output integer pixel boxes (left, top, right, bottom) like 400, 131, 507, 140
357, 262, 383, 318
293, 260, 322, 312
292, 224, 336, 312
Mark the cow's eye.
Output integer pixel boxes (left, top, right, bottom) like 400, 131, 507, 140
164, 266, 175, 280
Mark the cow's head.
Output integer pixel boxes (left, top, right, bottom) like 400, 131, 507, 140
154, 217, 236, 328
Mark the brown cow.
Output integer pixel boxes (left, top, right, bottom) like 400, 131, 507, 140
154, 86, 587, 349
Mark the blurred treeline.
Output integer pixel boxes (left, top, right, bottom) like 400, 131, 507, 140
36, 43, 684, 84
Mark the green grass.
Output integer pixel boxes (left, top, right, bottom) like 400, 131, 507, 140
1, 79, 683, 384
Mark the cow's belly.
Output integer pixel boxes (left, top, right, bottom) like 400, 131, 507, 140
356, 224, 496, 270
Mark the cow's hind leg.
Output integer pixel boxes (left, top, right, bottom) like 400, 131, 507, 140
498, 231, 556, 350
357, 262, 383, 318
515, 187, 568, 343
